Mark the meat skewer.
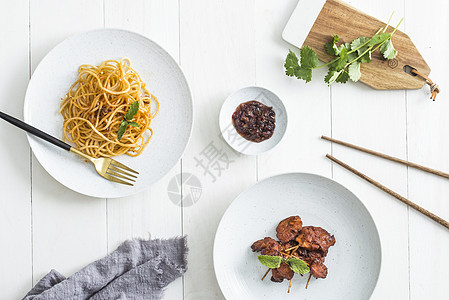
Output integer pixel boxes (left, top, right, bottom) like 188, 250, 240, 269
261, 268, 270, 281
251, 215, 336, 292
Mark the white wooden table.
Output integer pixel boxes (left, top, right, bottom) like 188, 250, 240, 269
1, 0, 448, 299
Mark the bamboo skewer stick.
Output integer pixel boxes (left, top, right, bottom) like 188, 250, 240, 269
305, 274, 312, 289
321, 135, 449, 180
261, 268, 270, 281
288, 278, 293, 293
326, 154, 449, 230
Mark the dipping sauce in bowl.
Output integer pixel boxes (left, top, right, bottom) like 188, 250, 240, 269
231, 100, 276, 143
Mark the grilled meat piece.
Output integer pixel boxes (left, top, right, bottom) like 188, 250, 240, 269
271, 262, 294, 282
310, 261, 328, 279
276, 216, 303, 243
289, 247, 326, 265
251, 237, 281, 256
306, 250, 326, 264
296, 226, 336, 253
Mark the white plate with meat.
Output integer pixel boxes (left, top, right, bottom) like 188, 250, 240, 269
213, 173, 381, 300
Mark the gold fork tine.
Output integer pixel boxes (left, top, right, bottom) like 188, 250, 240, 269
107, 169, 136, 182
110, 159, 139, 174
68, 148, 137, 185
108, 165, 137, 178
103, 173, 134, 186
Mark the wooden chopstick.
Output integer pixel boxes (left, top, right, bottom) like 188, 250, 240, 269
326, 154, 449, 230
321, 135, 449, 180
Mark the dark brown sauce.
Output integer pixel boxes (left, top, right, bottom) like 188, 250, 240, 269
231, 100, 275, 143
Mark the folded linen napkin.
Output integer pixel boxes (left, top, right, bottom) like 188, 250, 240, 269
23, 236, 188, 300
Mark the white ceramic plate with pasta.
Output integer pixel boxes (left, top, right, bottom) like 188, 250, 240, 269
213, 173, 381, 300
23, 29, 193, 198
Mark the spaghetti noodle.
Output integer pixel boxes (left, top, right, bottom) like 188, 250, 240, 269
59, 58, 159, 158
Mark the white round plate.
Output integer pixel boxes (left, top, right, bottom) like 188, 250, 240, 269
214, 173, 381, 300
219, 86, 287, 155
24, 29, 193, 198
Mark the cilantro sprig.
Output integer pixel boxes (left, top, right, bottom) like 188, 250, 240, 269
117, 100, 139, 140
285, 13, 403, 85
258, 255, 310, 275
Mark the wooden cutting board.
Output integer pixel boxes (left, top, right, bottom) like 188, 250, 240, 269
283, 0, 430, 90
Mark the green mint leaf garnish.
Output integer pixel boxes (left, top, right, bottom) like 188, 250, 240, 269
285, 258, 310, 274
117, 122, 128, 140
348, 62, 361, 82
257, 255, 282, 269
124, 101, 139, 121
118, 101, 140, 140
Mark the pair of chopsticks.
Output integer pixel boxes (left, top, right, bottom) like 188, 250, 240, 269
322, 135, 449, 230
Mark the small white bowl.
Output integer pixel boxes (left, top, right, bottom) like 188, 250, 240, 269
219, 86, 287, 155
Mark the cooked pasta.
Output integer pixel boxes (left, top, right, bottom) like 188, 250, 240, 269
59, 58, 159, 158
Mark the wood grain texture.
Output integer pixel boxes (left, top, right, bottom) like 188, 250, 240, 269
104, 1, 183, 299
330, 1, 409, 296
303, 0, 431, 90
405, 0, 449, 298
256, 0, 332, 179
0, 0, 32, 298
1, 0, 449, 299
180, 1, 256, 298
322, 135, 449, 179
30, 0, 108, 284
327, 154, 449, 230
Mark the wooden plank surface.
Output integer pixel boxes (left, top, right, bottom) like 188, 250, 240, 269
328, 1, 410, 297
180, 1, 257, 298
303, 0, 430, 90
29, 0, 108, 285
0, 0, 32, 298
405, 0, 449, 298
0, 0, 448, 299
103, 1, 184, 299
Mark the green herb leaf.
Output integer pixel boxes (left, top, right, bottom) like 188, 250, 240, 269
284, 14, 401, 85
380, 39, 398, 59
351, 37, 369, 54
368, 32, 390, 47
285, 258, 310, 274
358, 50, 372, 63
124, 101, 139, 121
348, 62, 361, 82
324, 69, 341, 85
345, 43, 358, 62
295, 67, 313, 83
325, 35, 340, 56
300, 46, 318, 69
128, 122, 139, 127
117, 122, 128, 141
324, 42, 335, 56
284, 50, 300, 77
336, 70, 350, 83
258, 255, 282, 269
334, 47, 348, 71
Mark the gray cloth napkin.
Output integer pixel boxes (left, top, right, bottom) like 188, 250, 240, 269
23, 236, 188, 300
